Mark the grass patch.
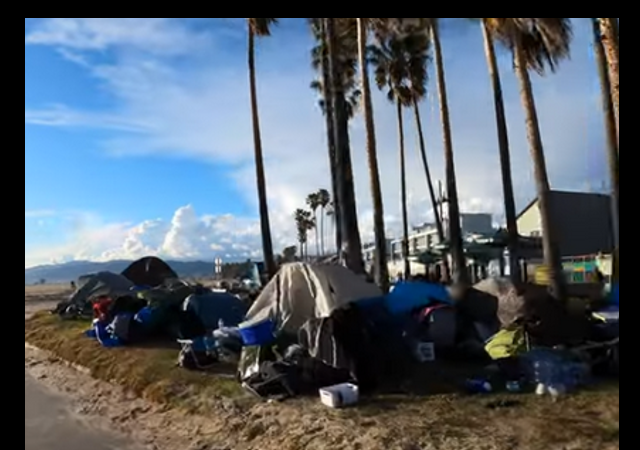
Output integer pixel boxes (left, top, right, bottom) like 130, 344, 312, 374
25, 311, 244, 412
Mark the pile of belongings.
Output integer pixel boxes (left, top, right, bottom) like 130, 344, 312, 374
475, 277, 619, 395
235, 263, 460, 400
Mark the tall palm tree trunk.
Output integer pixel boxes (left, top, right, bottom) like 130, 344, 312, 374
319, 21, 343, 253
357, 18, 390, 291
481, 20, 522, 285
314, 209, 320, 257
248, 27, 276, 279
320, 206, 325, 256
325, 18, 365, 274
412, 97, 449, 278
429, 19, 468, 285
598, 18, 619, 143
593, 18, 619, 282
513, 36, 567, 301
397, 100, 411, 278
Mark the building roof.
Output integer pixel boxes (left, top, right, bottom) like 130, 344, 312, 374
516, 190, 611, 220
516, 190, 614, 257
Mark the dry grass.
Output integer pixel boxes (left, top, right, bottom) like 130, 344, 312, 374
25, 308, 619, 449
25, 312, 243, 410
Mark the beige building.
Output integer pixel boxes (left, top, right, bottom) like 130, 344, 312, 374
517, 190, 614, 260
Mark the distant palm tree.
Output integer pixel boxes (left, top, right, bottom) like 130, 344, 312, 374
317, 188, 331, 256
487, 18, 573, 300
306, 192, 321, 256
294, 208, 313, 260
247, 18, 277, 279
369, 30, 427, 278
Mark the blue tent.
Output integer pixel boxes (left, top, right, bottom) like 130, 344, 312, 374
184, 291, 248, 329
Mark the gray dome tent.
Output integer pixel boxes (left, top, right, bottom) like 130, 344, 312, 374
68, 271, 134, 307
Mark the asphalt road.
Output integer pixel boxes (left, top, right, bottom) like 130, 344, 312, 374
25, 371, 139, 450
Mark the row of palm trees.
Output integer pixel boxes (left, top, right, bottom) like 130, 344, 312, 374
293, 190, 335, 260
247, 18, 619, 301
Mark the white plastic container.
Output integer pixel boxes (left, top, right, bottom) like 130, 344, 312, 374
414, 342, 436, 362
319, 383, 359, 408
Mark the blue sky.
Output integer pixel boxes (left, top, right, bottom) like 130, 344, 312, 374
25, 18, 608, 267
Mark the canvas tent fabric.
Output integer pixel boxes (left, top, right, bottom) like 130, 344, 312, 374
69, 272, 134, 306
243, 263, 383, 333
121, 256, 178, 287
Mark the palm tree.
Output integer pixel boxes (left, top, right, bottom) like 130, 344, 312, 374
592, 18, 619, 282
356, 18, 389, 292
425, 18, 468, 285
479, 18, 522, 285
309, 18, 342, 254
325, 201, 335, 253
597, 18, 619, 142
317, 188, 331, 256
325, 18, 366, 274
247, 18, 277, 279
370, 31, 427, 279
294, 208, 313, 260
488, 18, 572, 300
306, 192, 321, 257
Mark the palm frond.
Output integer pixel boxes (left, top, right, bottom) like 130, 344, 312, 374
485, 18, 572, 74
248, 18, 278, 36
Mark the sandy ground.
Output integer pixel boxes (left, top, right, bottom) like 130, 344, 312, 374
25, 370, 142, 450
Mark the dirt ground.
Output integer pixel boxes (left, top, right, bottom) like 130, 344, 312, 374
25, 285, 620, 450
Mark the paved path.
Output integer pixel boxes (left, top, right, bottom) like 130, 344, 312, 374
25, 371, 139, 450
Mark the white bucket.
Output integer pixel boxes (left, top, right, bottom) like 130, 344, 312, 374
414, 342, 436, 362
319, 383, 359, 408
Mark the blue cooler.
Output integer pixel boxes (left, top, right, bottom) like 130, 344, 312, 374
239, 319, 275, 346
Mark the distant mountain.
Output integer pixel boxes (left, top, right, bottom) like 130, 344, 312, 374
25, 259, 215, 285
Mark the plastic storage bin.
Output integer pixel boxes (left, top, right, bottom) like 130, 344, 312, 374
319, 383, 359, 408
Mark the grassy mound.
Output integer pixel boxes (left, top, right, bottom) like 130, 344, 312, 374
25, 312, 243, 410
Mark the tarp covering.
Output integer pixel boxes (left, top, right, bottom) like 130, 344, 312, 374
69, 272, 134, 306
121, 256, 178, 287
386, 281, 451, 315
243, 263, 382, 333
183, 292, 248, 329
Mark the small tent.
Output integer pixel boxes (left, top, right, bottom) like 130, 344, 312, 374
243, 262, 383, 333
69, 272, 134, 306
121, 256, 178, 287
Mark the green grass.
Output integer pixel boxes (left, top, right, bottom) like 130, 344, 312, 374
25, 312, 244, 412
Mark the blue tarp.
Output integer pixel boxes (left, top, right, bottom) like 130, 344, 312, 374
384, 281, 452, 315
610, 283, 619, 306
184, 292, 248, 329
85, 319, 122, 347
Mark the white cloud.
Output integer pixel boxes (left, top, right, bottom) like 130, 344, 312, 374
24, 18, 211, 55
24, 18, 611, 265
25, 209, 57, 218
25, 205, 268, 267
